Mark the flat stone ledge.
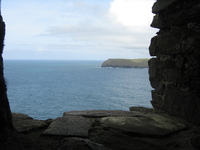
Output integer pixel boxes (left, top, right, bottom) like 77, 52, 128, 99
12, 112, 33, 120
63, 109, 188, 137
63, 110, 144, 118
43, 116, 93, 137
99, 115, 187, 136
12, 110, 188, 138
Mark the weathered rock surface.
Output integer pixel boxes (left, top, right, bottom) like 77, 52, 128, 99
64, 109, 187, 137
99, 115, 187, 136
58, 137, 111, 150
63, 110, 144, 118
3, 109, 199, 150
12, 113, 50, 133
152, 0, 178, 13
90, 129, 166, 150
43, 116, 93, 137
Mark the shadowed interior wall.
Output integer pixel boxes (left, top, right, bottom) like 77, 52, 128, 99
149, 0, 200, 125
0, 13, 13, 143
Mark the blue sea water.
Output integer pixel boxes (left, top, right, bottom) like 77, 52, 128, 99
4, 60, 153, 120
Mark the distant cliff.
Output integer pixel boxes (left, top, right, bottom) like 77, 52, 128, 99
101, 58, 149, 68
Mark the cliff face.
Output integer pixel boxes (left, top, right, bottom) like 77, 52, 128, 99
149, 0, 200, 125
0, 14, 13, 143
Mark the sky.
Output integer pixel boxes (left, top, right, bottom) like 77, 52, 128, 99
2, 0, 157, 60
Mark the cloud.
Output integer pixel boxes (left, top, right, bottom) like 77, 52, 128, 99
46, 24, 150, 48
44, 0, 156, 49
108, 0, 155, 29
2, 0, 156, 60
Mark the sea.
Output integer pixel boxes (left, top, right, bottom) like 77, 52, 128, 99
4, 60, 153, 120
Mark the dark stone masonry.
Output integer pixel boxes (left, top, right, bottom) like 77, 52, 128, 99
149, 0, 200, 126
1, 0, 200, 149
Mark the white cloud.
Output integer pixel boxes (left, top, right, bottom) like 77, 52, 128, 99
108, 0, 154, 31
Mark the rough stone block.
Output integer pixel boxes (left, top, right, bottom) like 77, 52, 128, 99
162, 69, 182, 83
151, 90, 165, 110
43, 116, 93, 137
149, 36, 158, 56
151, 14, 170, 29
12, 113, 48, 133
166, 6, 200, 26
99, 115, 187, 137
165, 88, 200, 125
190, 80, 200, 92
148, 58, 163, 88
152, 0, 179, 14
175, 55, 184, 68
63, 110, 141, 118
155, 33, 179, 55
185, 56, 200, 78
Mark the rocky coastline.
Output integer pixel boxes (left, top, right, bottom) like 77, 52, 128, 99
2, 107, 200, 150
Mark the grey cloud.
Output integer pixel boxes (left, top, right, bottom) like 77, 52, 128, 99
45, 21, 154, 49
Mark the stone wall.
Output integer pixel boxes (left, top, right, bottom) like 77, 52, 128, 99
0, 14, 13, 143
149, 0, 200, 125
